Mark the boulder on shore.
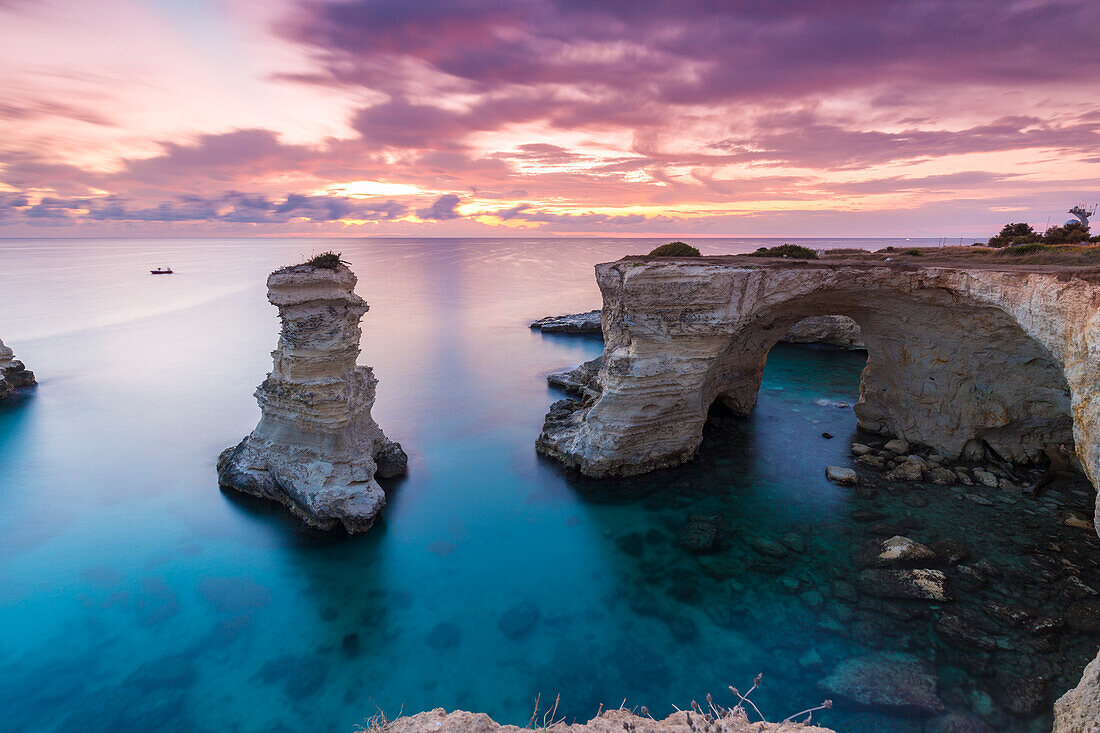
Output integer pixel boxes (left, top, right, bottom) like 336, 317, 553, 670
826, 466, 858, 485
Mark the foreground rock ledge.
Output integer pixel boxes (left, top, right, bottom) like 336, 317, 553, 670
0, 337, 35, 400
217, 261, 406, 533
537, 258, 1098, 502
380, 708, 834, 732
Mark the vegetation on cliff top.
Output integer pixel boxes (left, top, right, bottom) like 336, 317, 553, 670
748, 244, 819, 260
648, 241, 701, 257
304, 251, 346, 269
987, 221, 1098, 248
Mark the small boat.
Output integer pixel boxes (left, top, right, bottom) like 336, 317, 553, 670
150, 267, 174, 275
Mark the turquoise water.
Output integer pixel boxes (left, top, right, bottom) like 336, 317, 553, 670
1, 237, 1097, 732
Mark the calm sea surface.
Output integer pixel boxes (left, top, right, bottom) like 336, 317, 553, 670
1, 237, 1096, 732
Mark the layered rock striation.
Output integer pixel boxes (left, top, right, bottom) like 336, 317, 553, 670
0, 338, 35, 400
217, 261, 406, 533
537, 258, 1097, 504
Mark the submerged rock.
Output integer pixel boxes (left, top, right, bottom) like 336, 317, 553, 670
0, 338, 35, 400
925, 711, 995, 733
217, 260, 407, 533
858, 568, 953, 601
679, 515, 720, 553
929, 539, 969, 565
873, 535, 938, 566
819, 651, 945, 715
497, 600, 540, 639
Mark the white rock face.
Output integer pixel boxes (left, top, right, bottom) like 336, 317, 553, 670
0, 337, 35, 400
1055, 649, 1100, 732
783, 314, 865, 348
537, 259, 1094, 501
217, 262, 406, 533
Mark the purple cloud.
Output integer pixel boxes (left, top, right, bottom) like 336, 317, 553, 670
286, 1, 1100, 108
416, 194, 461, 220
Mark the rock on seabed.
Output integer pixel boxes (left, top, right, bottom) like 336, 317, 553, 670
819, 652, 945, 715
217, 261, 407, 533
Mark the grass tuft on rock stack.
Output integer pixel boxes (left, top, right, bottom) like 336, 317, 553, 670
304, 251, 345, 269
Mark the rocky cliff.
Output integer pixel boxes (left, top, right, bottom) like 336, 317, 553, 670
217, 261, 406, 533
379, 707, 834, 732
1055, 649, 1100, 731
537, 259, 1097, 502
0, 338, 35, 400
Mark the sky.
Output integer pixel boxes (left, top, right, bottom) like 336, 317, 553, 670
1, 0, 1098, 238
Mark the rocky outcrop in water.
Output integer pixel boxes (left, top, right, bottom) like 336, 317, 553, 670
217, 260, 406, 533
530, 310, 602, 333
533, 310, 864, 348
380, 707, 834, 732
0, 338, 35, 400
547, 356, 603, 399
538, 259, 1094, 497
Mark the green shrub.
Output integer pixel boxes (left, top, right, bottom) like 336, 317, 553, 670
988, 222, 1039, 247
304, 251, 345, 269
647, 241, 701, 257
747, 243, 818, 260
903, 248, 924, 257
1005, 242, 1050, 254
1043, 222, 1090, 244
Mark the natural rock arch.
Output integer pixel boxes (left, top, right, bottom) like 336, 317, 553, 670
537, 259, 1100, 518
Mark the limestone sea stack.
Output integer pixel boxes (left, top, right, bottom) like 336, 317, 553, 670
217, 258, 407, 533
0, 338, 35, 400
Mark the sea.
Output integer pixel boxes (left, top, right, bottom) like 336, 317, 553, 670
1, 237, 1096, 732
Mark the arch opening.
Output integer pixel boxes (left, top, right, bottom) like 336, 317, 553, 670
700, 292, 1073, 466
